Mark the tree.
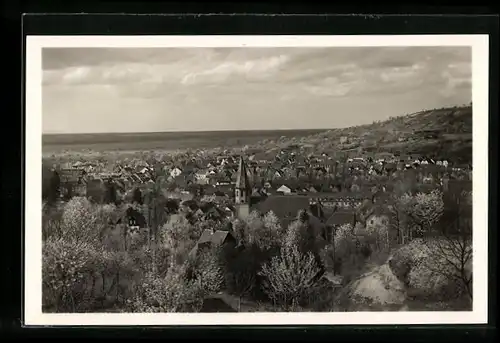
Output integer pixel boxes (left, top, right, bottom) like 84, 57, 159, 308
388, 196, 407, 244
259, 244, 322, 310
185, 249, 224, 310
46, 169, 60, 204
283, 219, 306, 250
400, 189, 444, 239
160, 215, 198, 265
104, 180, 117, 204
42, 237, 100, 312
220, 246, 257, 311
164, 198, 179, 215
132, 187, 143, 205
42, 197, 109, 312
243, 210, 281, 251
128, 262, 193, 313
145, 183, 170, 273
423, 190, 473, 300
59, 197, 104, 244
261, 211, 283, 248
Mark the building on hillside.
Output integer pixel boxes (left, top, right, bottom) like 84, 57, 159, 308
170, 167, 183, 178
277, 184, 292, 195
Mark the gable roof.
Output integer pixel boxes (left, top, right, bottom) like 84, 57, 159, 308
253, 195, 310, 229
277, 184, 292, 192
197, 229, 235, 247
198, 229, 214, 245
212, 230, 233, 245
326, 210, 356, 227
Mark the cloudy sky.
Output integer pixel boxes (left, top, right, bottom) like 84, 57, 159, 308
42, 46, 471, 134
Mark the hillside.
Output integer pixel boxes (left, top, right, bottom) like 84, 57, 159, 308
255, 105, 473, 164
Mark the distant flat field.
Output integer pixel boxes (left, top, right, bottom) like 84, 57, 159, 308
42, 129, 326, 154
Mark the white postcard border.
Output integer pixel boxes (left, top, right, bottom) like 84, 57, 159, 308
25, 34, 489, 326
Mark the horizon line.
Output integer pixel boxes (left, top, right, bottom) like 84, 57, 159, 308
41, 103, 472, 136
42, 127, 332, 136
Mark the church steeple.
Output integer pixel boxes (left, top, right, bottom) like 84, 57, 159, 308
235, 156, 251, 204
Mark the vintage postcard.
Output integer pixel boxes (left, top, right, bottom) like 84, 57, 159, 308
25, 35, 489, 326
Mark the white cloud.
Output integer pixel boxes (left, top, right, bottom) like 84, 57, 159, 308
181, 54, 290, 85
61, 66, 92, 84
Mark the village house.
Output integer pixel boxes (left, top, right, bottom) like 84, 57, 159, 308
194, 169, 210, 185
276, 184, 292, 195
190, 229, 238, 258
170, 166, 183, 178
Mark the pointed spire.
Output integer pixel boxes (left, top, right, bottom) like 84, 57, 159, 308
235, 156, 251, 191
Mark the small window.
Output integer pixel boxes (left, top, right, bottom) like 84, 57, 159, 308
370, 219, 374, 225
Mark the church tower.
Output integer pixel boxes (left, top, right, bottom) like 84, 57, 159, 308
235, 156, 251, 219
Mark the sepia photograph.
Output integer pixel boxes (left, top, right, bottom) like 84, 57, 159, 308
25, 35, 489, 326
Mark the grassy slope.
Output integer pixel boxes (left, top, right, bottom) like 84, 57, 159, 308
258, 105, 472, 164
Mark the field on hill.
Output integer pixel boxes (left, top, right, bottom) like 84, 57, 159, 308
264, 105, 473, 164
42, 129, 325, 155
